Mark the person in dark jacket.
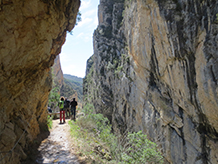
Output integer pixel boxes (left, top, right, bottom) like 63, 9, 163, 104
70, 98, 78, 120
64, 97, 71, 118
47, 106, 52, 113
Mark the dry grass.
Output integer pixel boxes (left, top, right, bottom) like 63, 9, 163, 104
68, 117, 117, 164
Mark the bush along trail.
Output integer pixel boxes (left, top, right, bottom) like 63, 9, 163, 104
68, 104, 164, 164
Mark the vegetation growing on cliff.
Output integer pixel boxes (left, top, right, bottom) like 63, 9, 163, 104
69, 103, 163, 164
215, 13, 218, 24
83, 58, 95, 104
121, 131, 163, 164
69, 11, 82, 35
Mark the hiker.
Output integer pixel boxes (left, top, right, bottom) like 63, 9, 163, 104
58, 96, 65, 124
64, 97, 71, 118
70, 98, 78, 120
47, 106, 52, 113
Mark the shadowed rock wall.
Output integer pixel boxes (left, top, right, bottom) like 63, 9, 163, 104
84, 0, 218, 163
0, 0, 80, 163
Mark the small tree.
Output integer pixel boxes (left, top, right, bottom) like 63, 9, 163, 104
76, 11, 82, 25
121, 131, 164, 164
69, 11, 82, 35
215, 13, 218, 24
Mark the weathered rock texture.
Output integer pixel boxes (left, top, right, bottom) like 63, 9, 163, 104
52, 55, 64, 87
0, 0, 80, 163
84, 0, 218, 163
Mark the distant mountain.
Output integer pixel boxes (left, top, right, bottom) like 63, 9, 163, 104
63, 74, 83, 102
64, 74, 83, 83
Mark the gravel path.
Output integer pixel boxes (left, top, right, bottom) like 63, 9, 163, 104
36, 119, 79, 164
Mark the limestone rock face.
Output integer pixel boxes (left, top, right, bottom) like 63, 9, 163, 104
0, 0, 80, 163
52, 55, 64, 87
84, 0, 218, 163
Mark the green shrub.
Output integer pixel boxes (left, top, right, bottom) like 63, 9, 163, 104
68, 120, 81, 138
69, 103, 163, 163
215, 13, 218, 24
47, 116, 53, 129
120, 131, 164, 164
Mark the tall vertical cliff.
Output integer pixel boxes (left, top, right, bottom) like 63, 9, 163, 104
0, 0, 80, 163
52, 55, 64, 87
84, 0, 218, 163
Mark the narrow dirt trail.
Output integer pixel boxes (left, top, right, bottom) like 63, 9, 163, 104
35, 119, 79, 164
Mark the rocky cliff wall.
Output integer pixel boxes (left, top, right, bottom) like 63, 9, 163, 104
52, 55, 64, 87
84, 0, 218, 163
0, 0, 80, 163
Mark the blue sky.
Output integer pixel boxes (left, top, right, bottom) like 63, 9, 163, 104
59, 0, 100, 78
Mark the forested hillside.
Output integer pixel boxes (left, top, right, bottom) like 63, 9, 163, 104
63, 74, 83, 102
64, 74, 83, 83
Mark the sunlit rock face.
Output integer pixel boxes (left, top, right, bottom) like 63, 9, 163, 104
0, 0, 80, 163
52, 55, 64, 87
84, 0, 218, 163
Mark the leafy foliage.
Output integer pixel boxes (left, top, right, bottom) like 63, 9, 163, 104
75, 11, 82, 25
47, 116, 53, 129
69, 103, 164, 164
215, 13, 218, 24
121, 131, 164, 164
69, 104, 117, 163
69, 11, 82, 35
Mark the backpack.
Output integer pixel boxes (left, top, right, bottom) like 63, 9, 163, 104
58, 100, 64, 108
64, 100, 70, 108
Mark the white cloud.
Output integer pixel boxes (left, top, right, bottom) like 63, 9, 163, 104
94, 15, 98, 27
76, 32, 85, 38
86, 14, 98, 29
62, 64, 76, 74
84, 35, 91, 43
80, 0, 91, 10
63, 64, 85, 78
77, 17, 93, 27
59, 52, 69, 62
76, 32, 92, 43
83, 9, 96, 17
